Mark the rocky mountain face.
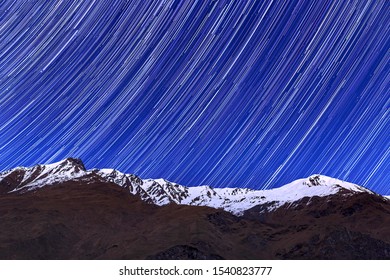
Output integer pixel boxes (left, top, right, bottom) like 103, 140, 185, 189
0, 158, 389, 259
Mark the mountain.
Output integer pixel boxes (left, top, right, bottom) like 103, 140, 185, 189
0, 158, 380, 215
0, 158, 389, 260
0, 158, 88, 194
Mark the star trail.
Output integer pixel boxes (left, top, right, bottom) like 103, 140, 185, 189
0, 0, 389, 194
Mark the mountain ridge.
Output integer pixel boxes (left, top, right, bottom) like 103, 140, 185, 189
0, 158, 383, 216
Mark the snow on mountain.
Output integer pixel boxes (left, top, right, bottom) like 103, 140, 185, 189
138, 174, 374, 215
95, 168, 142, 195
96, 171, 380, 215
141, 178, 189, 205
0, 159, 377, 215
0, 158, 88, 192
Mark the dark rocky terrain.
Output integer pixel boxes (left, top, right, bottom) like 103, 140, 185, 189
0, 177, 389, 259
1, 158, 389, 259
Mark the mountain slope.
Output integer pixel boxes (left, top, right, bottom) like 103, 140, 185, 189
0, 177, 389, 259
0, 179, 278, 259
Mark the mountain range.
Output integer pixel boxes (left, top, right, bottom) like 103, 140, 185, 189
0, 158, 389, 259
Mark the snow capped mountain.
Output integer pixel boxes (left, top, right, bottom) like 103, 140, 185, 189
134, 174, 376, 215
0, 158, 88, 193
0, 158, 378, 215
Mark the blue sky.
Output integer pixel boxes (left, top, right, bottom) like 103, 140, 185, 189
0, 0, 388, 194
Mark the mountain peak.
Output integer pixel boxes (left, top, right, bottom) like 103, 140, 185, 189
44, 158, 86, 172
305, 174, 371, 194
0, 158, 88, 193
154, 178, 170, 185
306, 174, 349, 187
64, 157, 85, 168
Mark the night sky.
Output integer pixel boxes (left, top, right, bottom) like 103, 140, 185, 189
0, 1, 389, 194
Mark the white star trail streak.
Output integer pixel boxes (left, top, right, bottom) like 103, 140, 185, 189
0, 0, 389, 194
